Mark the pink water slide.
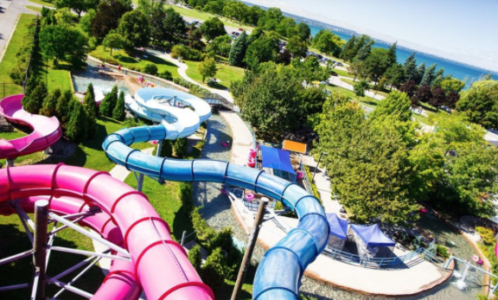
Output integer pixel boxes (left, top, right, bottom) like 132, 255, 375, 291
0, 164, 214, 300
0, 94, 62, 160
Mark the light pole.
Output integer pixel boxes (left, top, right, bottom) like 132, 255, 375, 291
312, 152, 327, 181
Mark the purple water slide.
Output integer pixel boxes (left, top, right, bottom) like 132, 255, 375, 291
0, 94, 62, 160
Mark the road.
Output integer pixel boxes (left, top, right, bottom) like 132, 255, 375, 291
0, 0, 41, 63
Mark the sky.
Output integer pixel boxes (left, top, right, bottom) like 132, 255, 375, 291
243, 0, 498, 72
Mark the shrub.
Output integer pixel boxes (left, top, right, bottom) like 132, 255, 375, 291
188, 244, 202, 271
200, 248, 225, 289
55, 90, 72, 131
158, 70, 173, 81
40, 89, 60, 117
143, 63, 158, 76
9, 66, 25, 85
171, 45, 188, 59
178, 182, 193, 208
436, 244, 450, 259
304, 165, 322, 204
23, 81, 47, 114
99, 85, 118, 117
192, 207, 217, 249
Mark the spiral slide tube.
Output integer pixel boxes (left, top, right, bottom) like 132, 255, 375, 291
0, 164, 214, 300
104, 88, 329, 299
0, 95, 62, 160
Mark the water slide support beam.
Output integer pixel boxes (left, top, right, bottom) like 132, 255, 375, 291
33, 200, 48, 300
231, 198, 269, 300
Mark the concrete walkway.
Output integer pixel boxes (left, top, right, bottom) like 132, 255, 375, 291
0, 0, 44, 62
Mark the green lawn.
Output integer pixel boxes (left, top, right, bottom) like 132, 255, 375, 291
25, 5, 43, 13
27, 0, 54, 7
90, 46, 179, 79
0, 14, 36, 98
164, 4, 254, 31
185, 60, 245, 90
340, 78, 355, 86
332, 68, 354, 78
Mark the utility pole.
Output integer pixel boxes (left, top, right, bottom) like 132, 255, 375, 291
231, 198, 268, 300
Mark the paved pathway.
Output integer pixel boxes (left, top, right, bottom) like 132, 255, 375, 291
0, 0, 43, 62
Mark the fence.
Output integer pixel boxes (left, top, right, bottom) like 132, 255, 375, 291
323, 246, 445, 269
0, 83, 22, 99
299, 160, 314, 194
202, 92, 234, 111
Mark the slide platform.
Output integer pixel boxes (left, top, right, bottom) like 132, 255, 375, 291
105, 88, 330, 299
0, 94, 62, 160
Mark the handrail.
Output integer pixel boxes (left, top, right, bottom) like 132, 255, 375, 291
202, 92, 234, 110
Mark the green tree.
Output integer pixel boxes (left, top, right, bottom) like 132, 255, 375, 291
420, 63, 437, 86
80, 8, 96, 34
157, 139, 173, 157
312, 29, 345, 57
186, 23, 204, 50
232, 63, 325, 134
56, 90, 72, 130
206, 35, 232, 57
66, 101, 88, 143
201, 17, 226, 41
40, 25, 88, 65
440, 77, 465, 93
118, 10, 150, 51
355, 40, 374, 61
387, 41, 397, 66
340, 35, 356, 61
228, 31, 248, 66
456, 79, 498, 129
99, 85, 118, 117
91, 0, 131, 39
384, 63, 406, 89
198, 57, 217, 83
23, 81, 47, 114
200, 248, 225, 289
82, 84, 97, 138
370, 90, 412, 122
143, 63, 158, 75
55, 0, 98, 17
403, 52, 418, 81
243, 35, 278, 70
54, 8, 74, 25
296, 22, 311, 41
286, 36, 308, 58
353, 80, 369, 100
414, 63, 426, 85
40, 89, 61, 117
112, 91, 126, 121
188, 245, 202, 271
173, 138, 188, 158
103, 30, 124, 56
363, 48, 390, 86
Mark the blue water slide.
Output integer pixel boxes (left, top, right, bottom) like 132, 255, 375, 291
103, 88, 329, 299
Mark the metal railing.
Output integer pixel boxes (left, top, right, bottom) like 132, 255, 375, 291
323, 246, 444, 269
202, 92, 234, 110
299, 160, 314, 194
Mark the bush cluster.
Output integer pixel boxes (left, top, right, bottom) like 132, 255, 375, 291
475, 226, 498, 286
171, 45, 205, 61
173, 77, 209, 98
10, 18, 40, 85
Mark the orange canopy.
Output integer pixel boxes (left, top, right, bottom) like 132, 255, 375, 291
282, 140, 307, 154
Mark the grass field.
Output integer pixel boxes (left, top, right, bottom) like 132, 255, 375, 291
332, 68, 354, 78
25, 5, 42, 13
164, 4, 254, 31
90, 46, 180, 79
0, 14, 36, 97
27, 0, 54, 7
185, 60, 245, 90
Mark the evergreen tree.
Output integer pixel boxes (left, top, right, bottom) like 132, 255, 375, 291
228, 31, 248, 67
84, 83, 98, 114
414, 63, 426, 84
40, 89, 61, 117
387, 41, 397, 66
23, 81, 48, 114
403, 52, 418, 81
56, 90, 72, 131
66, 101, 88, 143
188, 244, 202, 272
370, 90, 412, 122
173, 138, 188, 158
355, 40, 374, 61
420, 63, 437, 86
99, 85, 118, 117
351, 34, 371, 58
112, 91, 126, 121
432, 68, 445, 87
340, 35, 356, 61
158, 139, 173, 157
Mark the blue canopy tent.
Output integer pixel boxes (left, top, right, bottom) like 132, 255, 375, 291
260, 145, 296, 182
326, 213, 348, 249
349, 224, 396, 259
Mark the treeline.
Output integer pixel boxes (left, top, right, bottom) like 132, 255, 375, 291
341, 35, 466, 110
314, 90, 498, 224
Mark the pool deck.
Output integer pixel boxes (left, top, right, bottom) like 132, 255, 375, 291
219, 111, 455, 297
